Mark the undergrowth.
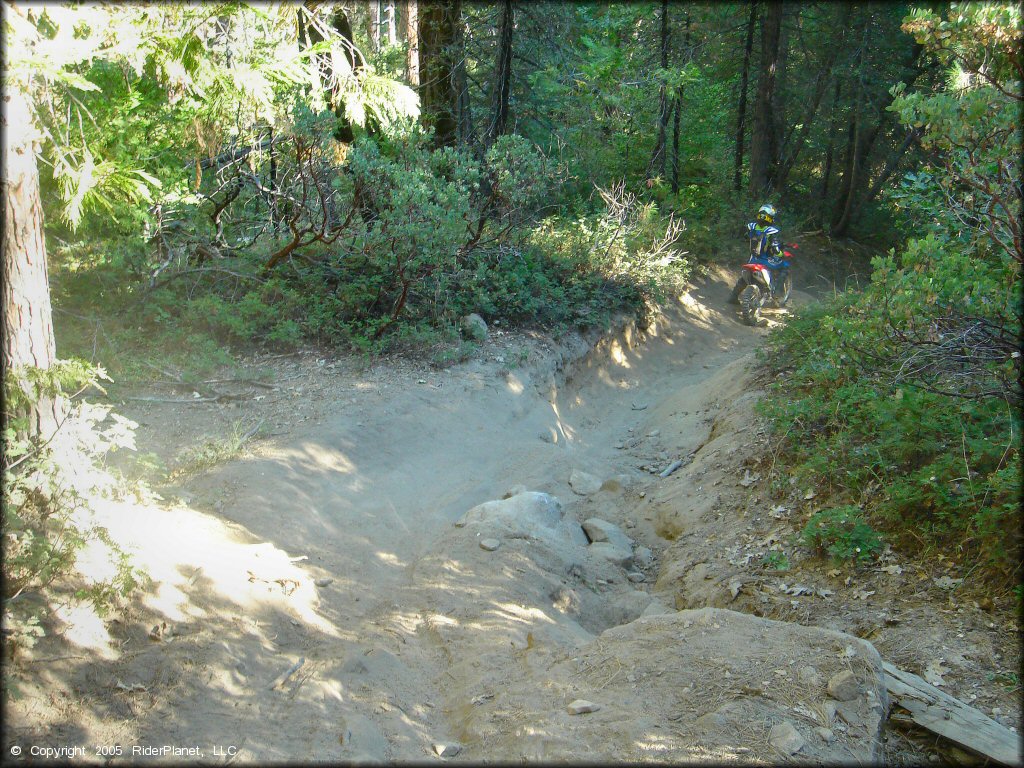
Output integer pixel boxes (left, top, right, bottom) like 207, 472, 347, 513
760, 294, 1021, 587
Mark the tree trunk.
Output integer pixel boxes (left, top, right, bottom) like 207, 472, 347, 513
418, 1, 462, 148
385, 0, 397, 45
774, 4, 851, 191
406, 0, 419, 86
749, 0, 782, 198
671, 91, 681, 194
864, 127, 921, 204
819, 77, 842, 215
734, 1, 758, 192
647, 0, 670, 179
2, 87, 63, 442
766, 2, 791, 190
831, 102, 861, 235
485, 0, 514, 148
370, 0, 382, 52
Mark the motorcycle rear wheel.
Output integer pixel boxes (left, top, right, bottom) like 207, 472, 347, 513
739, 284, 761, 326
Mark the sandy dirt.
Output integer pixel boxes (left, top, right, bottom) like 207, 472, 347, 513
4, 246, 1019, 765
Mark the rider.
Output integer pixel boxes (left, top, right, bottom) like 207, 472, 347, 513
729, 203, 787, 303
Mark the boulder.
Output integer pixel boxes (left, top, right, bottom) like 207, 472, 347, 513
461, 313, 488, 341
569, 469, 603, 496
582, 518, 634, 551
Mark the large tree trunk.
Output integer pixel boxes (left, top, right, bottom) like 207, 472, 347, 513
734, 1, 758, 192
485, 0, 514, 148
418, 0, 462, 148
748, 0, 782, 198
2, 87, 63, 442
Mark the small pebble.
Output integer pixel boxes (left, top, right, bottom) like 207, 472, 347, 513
479, 538, 501, 551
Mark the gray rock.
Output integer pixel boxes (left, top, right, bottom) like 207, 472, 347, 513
695, 711, 728, 732
770, 720, 806, 754
479, 538, 501, 552
567, 699, 600, 715
569, 469, 603, 496
634, 546, 654, 568
432, 743, 462, 758
815, 727, 835, 744
798, 665, 822, 689
640, 599, 672, 618
821, 700, 837, 722
459, 492, 564, 531
582, 518, 634, 551
588, 541, 633, 567
550, 587, 580, 614
315, 577, 334, 587
460, 313, 488, 341
827, 670, 861, 702
626, 571, 646, 583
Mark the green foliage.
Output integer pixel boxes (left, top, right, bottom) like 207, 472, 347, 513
3, 396, 147, 655
2, 359, 108, 426
802, 506, 884, 564
761, 551, 791, 571
763, 293, 1020, 581
759, 1, 1021, 586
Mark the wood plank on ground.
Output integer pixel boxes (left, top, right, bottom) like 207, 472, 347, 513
883, 661, 1022, 767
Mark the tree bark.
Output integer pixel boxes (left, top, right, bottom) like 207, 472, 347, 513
418, 0, 462, 148
2, 87, 63, 442
774, 4, 851, 191
385, 0, 397, 45
864, 127, 921, 204
406, 0, 419, 86
819, 77, 842, 214
647, 0, 670, 179
485, 0, 514, 148
671, 91, 681, 194
370, 0, 382, 52
749, 0, 782, 198
734, 1, 758, 192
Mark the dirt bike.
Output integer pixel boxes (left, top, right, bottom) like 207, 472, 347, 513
733, 244, 797, 326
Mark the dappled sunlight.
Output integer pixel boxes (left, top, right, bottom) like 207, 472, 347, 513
374, 551, 407, 568
487, 601, 557, 627
86, 497, 341, 639
51, 601, 118, 658
261, 442, 356, 475
504, 373, 525, 395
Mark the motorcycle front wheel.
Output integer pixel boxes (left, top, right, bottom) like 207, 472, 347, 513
739, 284, 762, 326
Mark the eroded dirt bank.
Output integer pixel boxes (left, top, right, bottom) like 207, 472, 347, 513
5, 264, 1019, 764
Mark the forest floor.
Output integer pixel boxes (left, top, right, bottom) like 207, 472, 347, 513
4, 238, 1020, 765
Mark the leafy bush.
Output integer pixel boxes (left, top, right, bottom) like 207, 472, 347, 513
762, 288, 1020, 583
801, 506, 884, 564
3, 370, 146, 656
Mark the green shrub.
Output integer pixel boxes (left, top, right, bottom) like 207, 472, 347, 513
802, 506, 884, 564
3, 373, 147, 656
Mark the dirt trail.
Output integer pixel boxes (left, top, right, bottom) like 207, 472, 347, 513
6, 256, 1019, 764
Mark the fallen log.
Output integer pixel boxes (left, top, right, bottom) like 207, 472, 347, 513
883, 661, 1022, 766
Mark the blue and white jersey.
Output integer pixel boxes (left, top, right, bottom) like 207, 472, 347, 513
747, 222, 781, 257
